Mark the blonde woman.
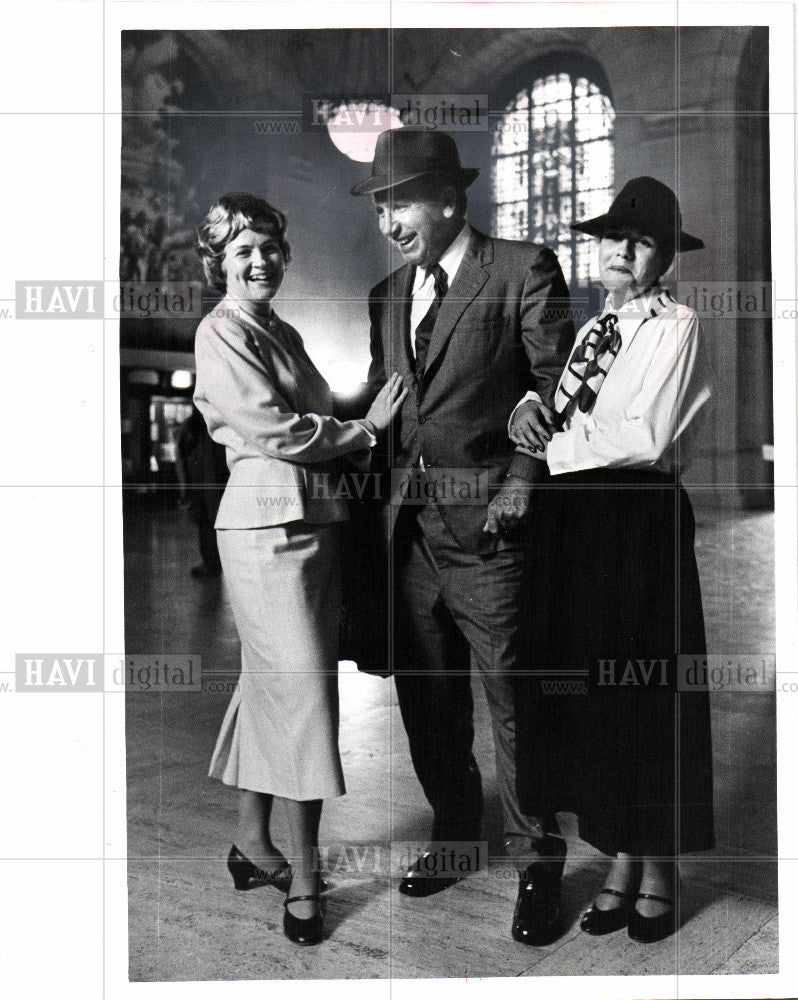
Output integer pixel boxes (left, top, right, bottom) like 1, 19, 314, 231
194, 192, 405, 945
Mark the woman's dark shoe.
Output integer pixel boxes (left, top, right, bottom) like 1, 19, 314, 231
580, 887, 634, 935
627, 892, 678, 943
511, 834, 567, 946
283, 894, 324, 946
227, 845, 290, 891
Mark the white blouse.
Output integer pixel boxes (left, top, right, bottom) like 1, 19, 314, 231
512, 287, 712, 476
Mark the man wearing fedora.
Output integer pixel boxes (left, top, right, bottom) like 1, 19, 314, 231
351, 127, 574, 921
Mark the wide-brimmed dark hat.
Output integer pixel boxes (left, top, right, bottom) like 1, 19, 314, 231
571, 176, 704, 251
350, 128, 480, 196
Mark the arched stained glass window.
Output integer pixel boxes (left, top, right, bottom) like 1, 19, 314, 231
492, 62, 615, 291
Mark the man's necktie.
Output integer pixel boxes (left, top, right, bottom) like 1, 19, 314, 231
414, 262, 448, 379
554, 312, 621, 418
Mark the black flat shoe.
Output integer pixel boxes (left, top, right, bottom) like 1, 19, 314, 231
283, 893, 324, 946
227, 845, 290, 891
511, 834, 567, 946
628, 892, 677, 943
191, 564, 222, 578
580, 887, 634, 935
399, 852, 463, 898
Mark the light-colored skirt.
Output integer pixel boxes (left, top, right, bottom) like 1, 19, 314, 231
209, 522, 345, 800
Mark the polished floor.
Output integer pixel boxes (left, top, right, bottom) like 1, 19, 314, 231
124, 492, 778, 980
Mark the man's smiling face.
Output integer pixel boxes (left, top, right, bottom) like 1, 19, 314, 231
372, 179, 461, 268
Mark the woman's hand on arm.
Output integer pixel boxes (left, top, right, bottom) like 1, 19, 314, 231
510, 398, 556, 452
363, 373, 408, 433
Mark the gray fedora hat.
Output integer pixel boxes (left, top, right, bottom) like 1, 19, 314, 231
571, 176, 704, 252
351, 127, 480, 196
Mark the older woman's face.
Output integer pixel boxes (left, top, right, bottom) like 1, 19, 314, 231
598, 229, 665, 303
222, 227, 285, 305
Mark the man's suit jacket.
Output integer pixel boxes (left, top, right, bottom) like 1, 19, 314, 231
367, 226, 574, 553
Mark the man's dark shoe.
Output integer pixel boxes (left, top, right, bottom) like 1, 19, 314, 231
511, 834, 567, 945
399, 852, 463, 898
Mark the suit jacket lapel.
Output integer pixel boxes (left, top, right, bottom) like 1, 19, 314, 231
244, 315, 309, 411
423, 229, 491, 380
385, 264, 414, 378
246, 316, 289, 376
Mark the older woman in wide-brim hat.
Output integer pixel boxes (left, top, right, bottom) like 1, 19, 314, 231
510, 177, 715, 945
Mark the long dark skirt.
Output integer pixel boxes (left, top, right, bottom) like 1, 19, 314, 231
516, 468, 715, 857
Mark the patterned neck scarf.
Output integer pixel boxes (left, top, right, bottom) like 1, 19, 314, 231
555, 287, 674, 418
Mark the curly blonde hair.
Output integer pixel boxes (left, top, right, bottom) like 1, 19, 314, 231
197, 192, 291, 293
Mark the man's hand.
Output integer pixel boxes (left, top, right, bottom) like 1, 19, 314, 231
483, 475, 534, 535
510, 399, 556, 452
